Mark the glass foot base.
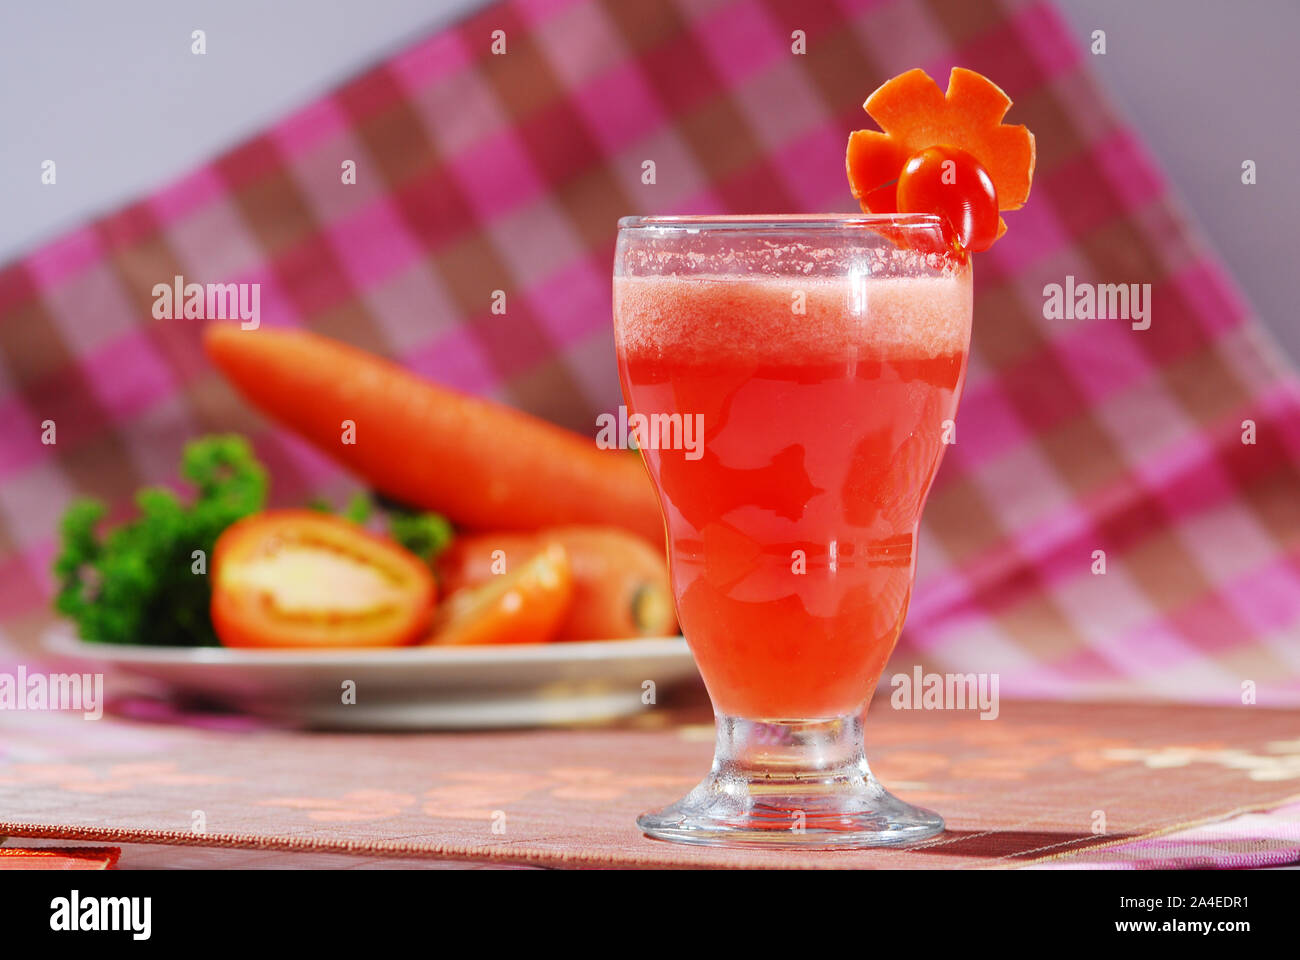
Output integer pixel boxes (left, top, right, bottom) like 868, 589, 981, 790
638, 713, 944, 849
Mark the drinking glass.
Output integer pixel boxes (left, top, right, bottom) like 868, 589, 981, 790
613, 215, 972, 847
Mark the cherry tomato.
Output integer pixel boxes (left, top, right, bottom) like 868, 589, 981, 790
896, 145, 1000, 252
211, 510, 436, 649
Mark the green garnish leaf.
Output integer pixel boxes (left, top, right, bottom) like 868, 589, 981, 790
53, 435, 267, 646
342, 491, 372, 525
340, 492, 453, 562
388, 510, 455, 564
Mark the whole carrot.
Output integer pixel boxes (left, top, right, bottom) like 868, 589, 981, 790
203, 324, 665, 544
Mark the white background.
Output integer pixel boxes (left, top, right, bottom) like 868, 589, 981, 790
1, 0, 1296, 359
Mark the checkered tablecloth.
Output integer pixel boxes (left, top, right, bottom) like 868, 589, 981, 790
1, 0, 1298, 704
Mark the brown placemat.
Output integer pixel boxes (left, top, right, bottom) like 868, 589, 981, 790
2, 699, 1298, 869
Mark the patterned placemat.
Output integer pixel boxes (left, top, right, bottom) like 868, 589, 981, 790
2, 698, 1298, 869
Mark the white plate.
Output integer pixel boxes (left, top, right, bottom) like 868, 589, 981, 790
42, 624, 699, 730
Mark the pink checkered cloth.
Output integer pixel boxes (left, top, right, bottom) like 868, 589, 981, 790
1, 0, 1298, 705
1029, 799, 1300, 870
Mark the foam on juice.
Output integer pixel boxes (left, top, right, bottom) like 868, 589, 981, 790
614, 272, 971, 364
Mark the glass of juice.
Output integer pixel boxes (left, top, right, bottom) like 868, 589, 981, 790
613, 214, 971, 847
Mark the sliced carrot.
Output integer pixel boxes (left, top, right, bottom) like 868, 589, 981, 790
437, 526, 677, 640
846, 130, 906, 214
424, 544, 573, 646
847, 67, 1036, 237
203, 325, 664, 545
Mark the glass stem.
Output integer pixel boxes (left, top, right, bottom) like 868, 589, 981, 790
710, 711, 876, 791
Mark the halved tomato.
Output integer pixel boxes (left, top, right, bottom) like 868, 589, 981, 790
424, 543, 573, 646
211, 510, 436, 649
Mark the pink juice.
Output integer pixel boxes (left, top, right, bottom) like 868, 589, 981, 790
614, 272, 972, 718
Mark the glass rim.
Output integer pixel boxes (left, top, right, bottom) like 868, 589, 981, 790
617, 213, 945, 232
